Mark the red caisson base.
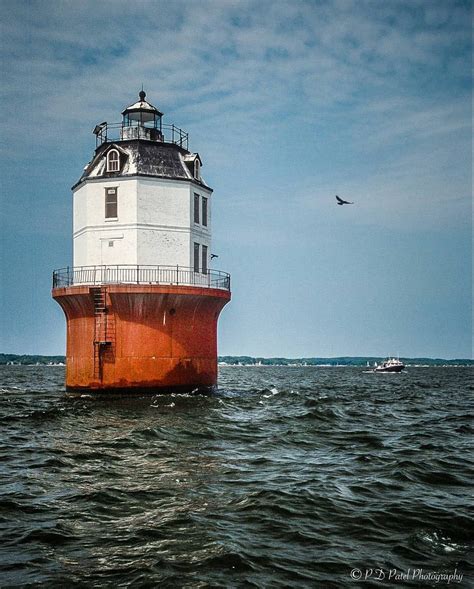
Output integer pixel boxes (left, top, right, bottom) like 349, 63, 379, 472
53, 284, 230, 393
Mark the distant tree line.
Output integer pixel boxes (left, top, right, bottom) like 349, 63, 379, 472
0, 354, 65, 365
217, 356, 472, 366
0, 353, 471, 366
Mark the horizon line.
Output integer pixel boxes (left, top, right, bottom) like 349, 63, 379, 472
1, 353, 472, 362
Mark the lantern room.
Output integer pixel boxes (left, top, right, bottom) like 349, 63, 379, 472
120, 90, 163, 141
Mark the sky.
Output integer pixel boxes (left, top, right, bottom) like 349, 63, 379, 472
0, 0, 472, 359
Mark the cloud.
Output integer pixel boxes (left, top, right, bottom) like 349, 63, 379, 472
0, 0, 471, 232
0, 0, 471, 357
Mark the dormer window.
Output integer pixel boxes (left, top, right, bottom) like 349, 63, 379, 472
194, 159, 200, 180
107, 149, 120, 172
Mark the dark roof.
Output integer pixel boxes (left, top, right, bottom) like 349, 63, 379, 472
73, 140, 211, 190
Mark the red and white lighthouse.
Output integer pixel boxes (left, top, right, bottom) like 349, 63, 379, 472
52, 91, 231, 393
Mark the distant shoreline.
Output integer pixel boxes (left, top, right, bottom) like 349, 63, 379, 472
1, 353, 472, 367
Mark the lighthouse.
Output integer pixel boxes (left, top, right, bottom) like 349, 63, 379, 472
52, 91, 231, 393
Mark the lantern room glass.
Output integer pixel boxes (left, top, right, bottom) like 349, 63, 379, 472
123, 111, 161, 131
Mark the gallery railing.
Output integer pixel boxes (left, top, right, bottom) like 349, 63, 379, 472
94, 121, 189, 150
53, 265, 231, 291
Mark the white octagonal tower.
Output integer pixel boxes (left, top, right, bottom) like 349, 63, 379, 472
73, 90, 212, 274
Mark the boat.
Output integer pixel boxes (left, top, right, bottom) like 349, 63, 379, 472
373, 358, 405, 373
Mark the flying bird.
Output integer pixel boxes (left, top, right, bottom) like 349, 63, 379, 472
210, 254, 219, 259
335, 195, 354, 205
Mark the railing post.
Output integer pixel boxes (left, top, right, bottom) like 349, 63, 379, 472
137, 265, 139, 284
176, 265, 179, 285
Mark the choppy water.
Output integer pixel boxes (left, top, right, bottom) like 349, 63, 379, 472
0, 365, 472, 588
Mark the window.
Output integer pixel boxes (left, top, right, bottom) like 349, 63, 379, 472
202, 245, 208, 274
107, 149, 120, 172
105, 187, 118, 219
202, 197, 208, 227
194, 159, 200, 180
194, 242, 200, 272
194, 193, 200, 223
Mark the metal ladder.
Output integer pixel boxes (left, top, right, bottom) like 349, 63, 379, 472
91, 286, 115, 379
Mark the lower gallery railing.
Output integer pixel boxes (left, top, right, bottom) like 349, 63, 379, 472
53, 265, 231, 291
